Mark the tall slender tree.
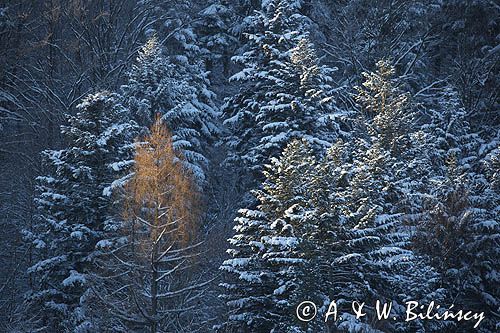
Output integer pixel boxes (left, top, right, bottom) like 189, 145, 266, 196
90, 116, 207, 333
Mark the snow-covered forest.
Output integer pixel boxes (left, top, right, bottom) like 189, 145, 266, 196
0, 0, 498, 332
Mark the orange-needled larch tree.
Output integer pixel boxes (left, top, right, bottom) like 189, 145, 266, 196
91, 115, 207, 333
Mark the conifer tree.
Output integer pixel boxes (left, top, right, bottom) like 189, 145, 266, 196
414, 153, 498, 332
218, 205, 276, 332
195, 1, 238, 77
354, 59, 435, 221
222, 0, 342, 180
316, 147, 444, 332
335, 60, 446, 332
221, 135, 443, 332
221, 140, 336, 332
414, 88, 500, 332
332, 142, 410, 331
122, 35, 219, 184
24, 92, 138, 332
259, 140, 317, 332
352, 60, 417, 227
355, 59, 412, 156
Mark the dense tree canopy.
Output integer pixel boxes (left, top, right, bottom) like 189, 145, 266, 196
0, 0, 497, 332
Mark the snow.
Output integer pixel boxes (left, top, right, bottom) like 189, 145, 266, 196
263, 236, 298, 248
201, 4, 228, 16
103, 173, 133, 197
62, 270, 86, 287
70, 231, 84, 240
262, 122, 288, 131
273, 284, 287, 295
109, 160, 133, 172
28, 255, 68, 273
96, 239, 113, 249
223, 258, 251, 267
96, 123, 130, 147
239, 272, 261, 283
473, 220, 498, 229
229, 68, 254, 81
33, 239, 46, 249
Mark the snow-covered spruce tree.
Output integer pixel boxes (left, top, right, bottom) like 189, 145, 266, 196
90, 116, 207, 332
456, 167, 499, 329
220, 139, 325, 333
354, 59, 412, 157
222, 0, 342, 180
122, 35, 219, 185
306, 140, 388, 331
259, 139, 319, 333
489, 146, 500, 191
418, 86, 480, 172
24, 92, 138, 332
147, 0, 229, 110
414, 153, 499, 332
354, 59, 442, 223
355, 60, 416, 215
322, 139, 445, 332
325, 60, 446, 332
195, 1, 238, 78
218, 204, 276, 333
414, 89, 499, 332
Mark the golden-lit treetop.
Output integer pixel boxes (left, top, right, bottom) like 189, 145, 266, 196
124, 114, 199, 246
